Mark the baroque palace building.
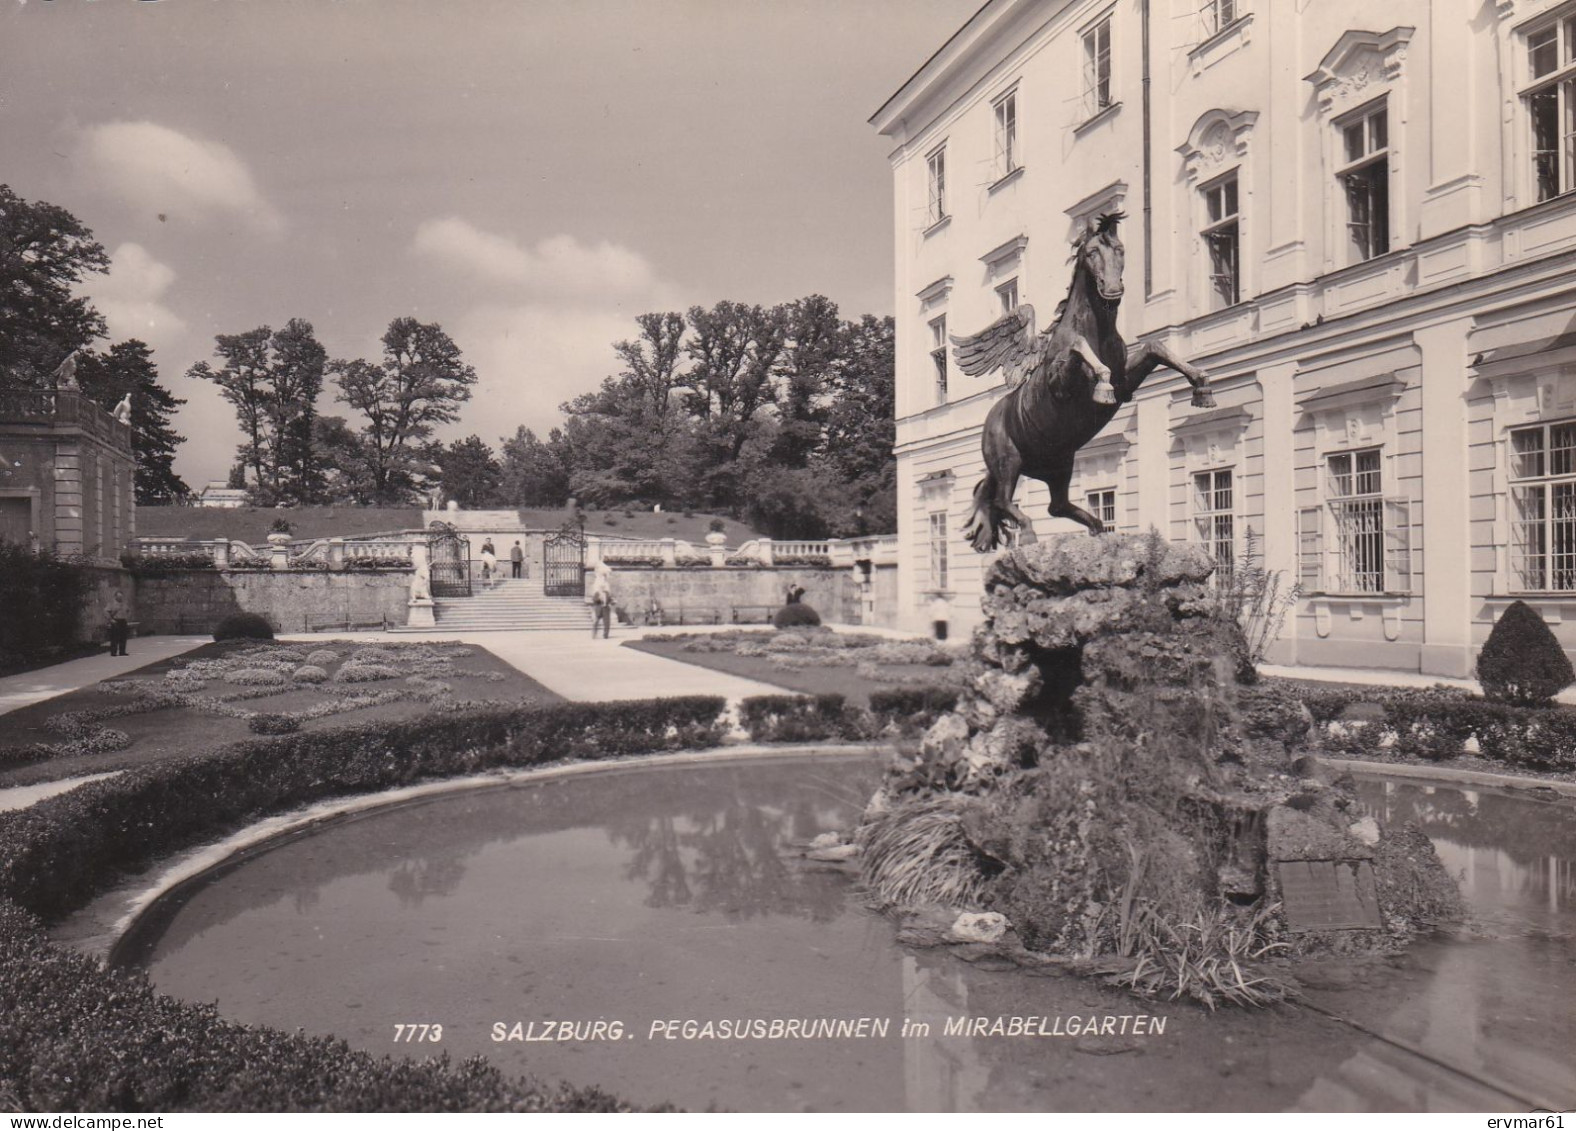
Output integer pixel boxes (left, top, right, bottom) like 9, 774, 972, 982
874, 0, 1576, 675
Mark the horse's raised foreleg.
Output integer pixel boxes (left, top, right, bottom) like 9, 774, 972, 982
1130, 341, 1214, 407
1068, 334, 1117, 405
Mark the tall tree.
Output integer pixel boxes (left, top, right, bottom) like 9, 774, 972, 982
188, 327, 271, 494
187, 320, 328, 504
820, 314, 897, 533
436, 434, 503, 509
683, 301, 787, 511
332, 317, 478, 504
0, 184, 108, 390
267, 318, 328, 504
75, 340, 190, 504
498, 425, 570, 508
770, 295, 844, 469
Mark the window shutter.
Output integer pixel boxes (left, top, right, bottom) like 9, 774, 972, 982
1383, 496, 1412, 594
1297, 505, 1324, 592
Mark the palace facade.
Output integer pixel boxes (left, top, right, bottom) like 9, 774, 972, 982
874, 0, 1576, 674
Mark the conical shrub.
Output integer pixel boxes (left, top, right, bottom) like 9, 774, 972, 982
1477, 599, 1574, 705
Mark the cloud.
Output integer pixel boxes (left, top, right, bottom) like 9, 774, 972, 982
87, 243, 188, 352
412, 218, 655, 299
77, 121, 283, 233
453, 304, 637, 438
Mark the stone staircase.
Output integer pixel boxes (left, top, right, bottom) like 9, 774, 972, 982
426, 578, 595, 632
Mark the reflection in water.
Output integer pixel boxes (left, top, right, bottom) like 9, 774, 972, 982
116, 758, 1576, 1112
1291, 777, 1576, 1111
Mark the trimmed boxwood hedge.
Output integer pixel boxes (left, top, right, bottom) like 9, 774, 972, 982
0, 695, 733, 1112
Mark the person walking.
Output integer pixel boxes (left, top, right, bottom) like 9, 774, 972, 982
107, 591, 130, 657
479, 539, 497, 589
510, 540, 524, 579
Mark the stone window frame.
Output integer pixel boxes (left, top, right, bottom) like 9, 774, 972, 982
1304, 27, 1414, 274
1177, 109, 1256, 317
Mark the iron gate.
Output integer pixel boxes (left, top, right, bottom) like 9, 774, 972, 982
427, 521, 472, 598
543, 521, 586, 597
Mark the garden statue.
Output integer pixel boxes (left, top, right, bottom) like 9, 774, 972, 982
49, 349, 80, 390
410, 558, 431, 602
113, 393, 132, 424
949, 212, 1214, 549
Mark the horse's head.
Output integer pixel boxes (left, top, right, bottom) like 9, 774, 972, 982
1074, 211, 1127, 305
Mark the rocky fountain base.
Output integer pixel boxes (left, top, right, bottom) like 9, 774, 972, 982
858, 533, 1460, 1005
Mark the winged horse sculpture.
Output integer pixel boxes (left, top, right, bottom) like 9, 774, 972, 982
951, 212, 1215, 550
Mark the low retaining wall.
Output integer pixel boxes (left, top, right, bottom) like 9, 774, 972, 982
133, 571, 413, 635
605, 564, 897, 627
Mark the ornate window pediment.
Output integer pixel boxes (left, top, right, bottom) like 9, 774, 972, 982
1177, 110, 1257, 186
1305, 27, 1415, 118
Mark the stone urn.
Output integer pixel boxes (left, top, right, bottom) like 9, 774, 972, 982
706, 529, 727, 566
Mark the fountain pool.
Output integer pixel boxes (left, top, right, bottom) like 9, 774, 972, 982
110, 753, 1576, 1112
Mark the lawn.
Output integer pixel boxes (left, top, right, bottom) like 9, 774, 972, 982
0, 638, 562, 787
623, 628, 965, 706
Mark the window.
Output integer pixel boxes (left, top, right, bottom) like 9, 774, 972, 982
1328, 449, 1385, 592
1086, 488, 1117, 527
1337, 104, 1389, 262
993, 90, 1019, 181
928, 511, 949, 592
1510, 421, 1576, 591
1193, 469, 1235, 578
1526, 15, 1576, 201
926, 146, 947, 227
1081, 16, 1113, 118
930, 316, 948, 403
1200, 0, 1237, 38
1202, 175, 1240, 309
996, 279, 1019, 315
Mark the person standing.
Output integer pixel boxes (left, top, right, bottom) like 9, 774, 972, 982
107, 591, 130, 657
590, 567, 613, 639
510, 540, 524, 579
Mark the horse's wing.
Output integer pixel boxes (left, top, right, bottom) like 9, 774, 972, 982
950, 304, 1036, 379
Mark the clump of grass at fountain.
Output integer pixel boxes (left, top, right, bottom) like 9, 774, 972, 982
858, 532, 1461, 1009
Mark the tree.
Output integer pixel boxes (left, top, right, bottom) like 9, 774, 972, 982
683, 300, 787, 511
498, 425, 570, 508
187, 319, 328, 505
819, 314, 896, 534
436, 434, 503, 509
311, 415, 376, 504
770, 295, 844, 469
75, 340, 190, 504
0, 184, 108, 390
333, 317, 477, 504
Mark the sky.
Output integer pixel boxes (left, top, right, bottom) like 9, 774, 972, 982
1, 0, 981, 489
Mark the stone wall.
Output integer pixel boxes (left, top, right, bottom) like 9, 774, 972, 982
133, 571, 413, 635
603, 565, 898, 627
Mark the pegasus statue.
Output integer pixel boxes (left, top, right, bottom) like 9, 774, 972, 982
950, 212, 1214, 550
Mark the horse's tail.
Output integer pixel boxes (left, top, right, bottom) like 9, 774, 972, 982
962, 472, 1002, 552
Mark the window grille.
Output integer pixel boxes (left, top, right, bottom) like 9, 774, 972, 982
1510, 420, 1576, 591
1299, 448, 1412, 594
1193, 468, 1235, 579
